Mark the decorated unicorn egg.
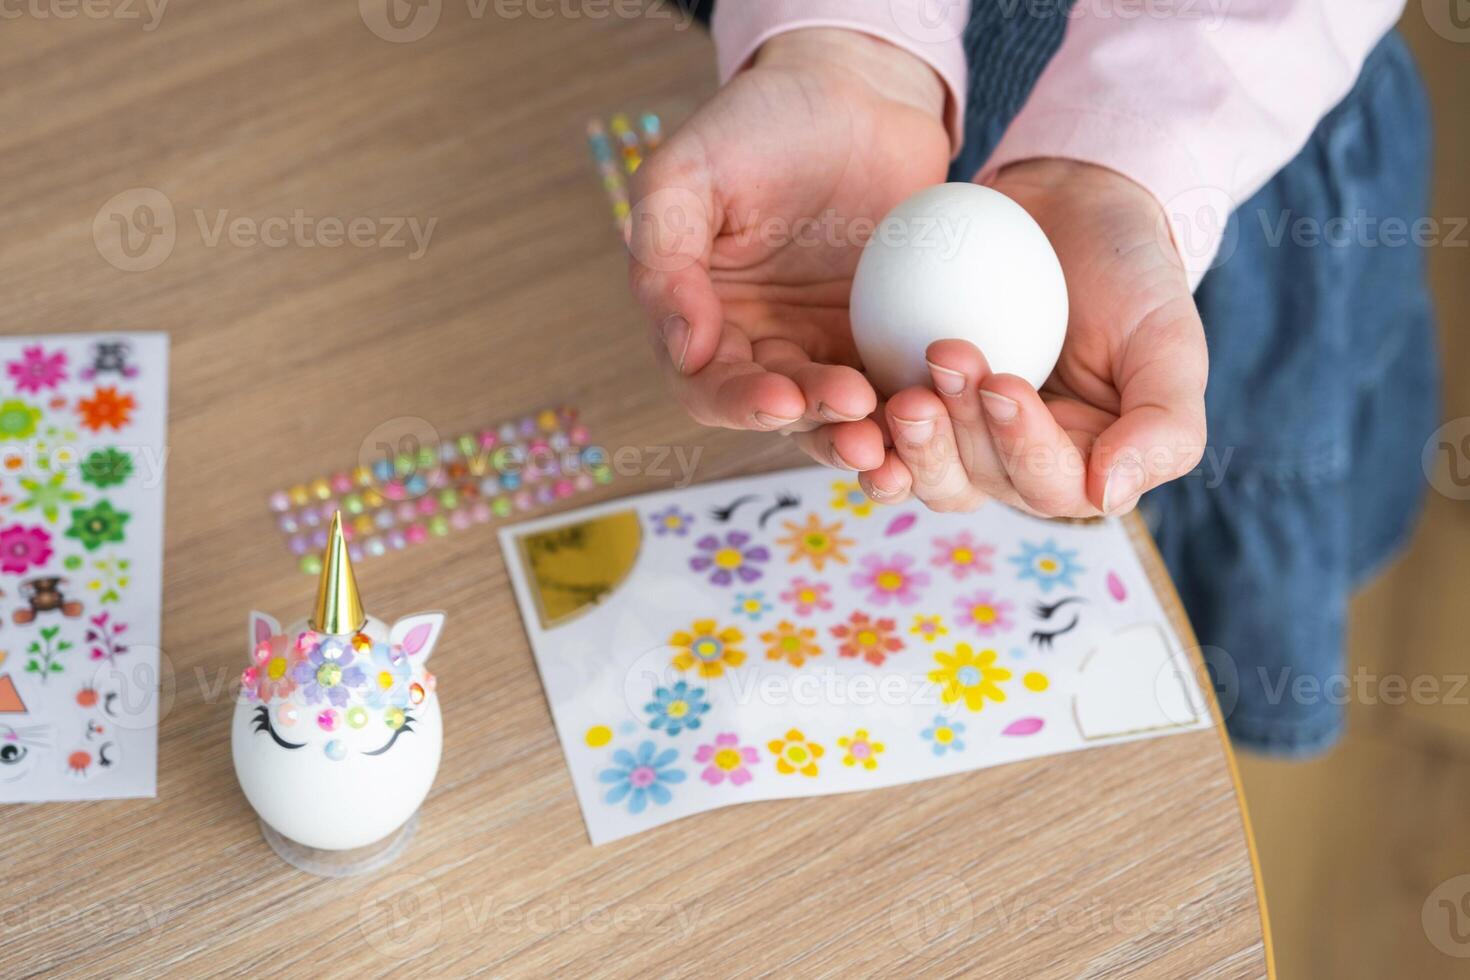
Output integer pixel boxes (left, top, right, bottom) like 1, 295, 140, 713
232, 512, 445, 852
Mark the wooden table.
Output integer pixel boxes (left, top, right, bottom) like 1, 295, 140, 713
0, 3, 1270, 975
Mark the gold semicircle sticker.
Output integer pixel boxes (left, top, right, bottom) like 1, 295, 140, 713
516, 509, 643, 630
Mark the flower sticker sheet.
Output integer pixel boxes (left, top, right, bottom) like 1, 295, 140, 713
501, 468, 1211, 845
0, 334, 168, 802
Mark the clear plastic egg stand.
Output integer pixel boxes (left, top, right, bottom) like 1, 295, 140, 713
231, 512, 445, 877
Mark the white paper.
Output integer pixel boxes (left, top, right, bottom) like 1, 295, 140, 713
0, 334, 168, 802
501, 468, 1210, 845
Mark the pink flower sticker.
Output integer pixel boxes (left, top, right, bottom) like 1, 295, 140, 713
954, 590, 1015, 636
930, 532, 994, 580
6, 345, 67, 394
851, 552, 929, 606
0, 524, 52, 574
779, 577, 832, 617
695, 733, 759, 786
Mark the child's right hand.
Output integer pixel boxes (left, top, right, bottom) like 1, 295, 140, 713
626, 28, 952, 474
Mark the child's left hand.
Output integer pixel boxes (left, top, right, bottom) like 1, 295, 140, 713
858, 159, 1210, 518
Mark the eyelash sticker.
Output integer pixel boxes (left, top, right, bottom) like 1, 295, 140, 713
710, 495, 759, 523
1029, 617, 1079, 651
253, 705, 305, 750
757, 492, 801, 529
1030, 595, 1084, 650
364, 712, 416, 756
1032, 596, 1084, 620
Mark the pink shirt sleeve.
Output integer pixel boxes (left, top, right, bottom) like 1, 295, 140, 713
710, 0, 972, 156
975, 1, 1407, 287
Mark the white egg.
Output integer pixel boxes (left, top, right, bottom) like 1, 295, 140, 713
850, 183, 1068, 395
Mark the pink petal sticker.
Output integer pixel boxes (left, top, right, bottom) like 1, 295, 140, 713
1002, 717, 1045, 736
1106, 572, 1126, 602
885, 513, 917, 537
401, 623, 433, 655
254, 618, 273, 645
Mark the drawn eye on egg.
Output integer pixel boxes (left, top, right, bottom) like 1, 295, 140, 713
252, 705, 304, 750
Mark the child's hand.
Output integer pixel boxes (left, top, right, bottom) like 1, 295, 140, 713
860, 159, 1209, 518
626, 28, 951, 473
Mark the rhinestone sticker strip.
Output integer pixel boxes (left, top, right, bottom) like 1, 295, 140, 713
267, 407, 612, 573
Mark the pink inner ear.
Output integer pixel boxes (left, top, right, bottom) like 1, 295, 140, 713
254, 618, 273, 645
401, 623, 433, 656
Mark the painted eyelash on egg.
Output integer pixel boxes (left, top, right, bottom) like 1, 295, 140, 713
710, 495, 759, 522
757, 492, 801, 529
252, 705, 305, 750
364, 713, 416, 756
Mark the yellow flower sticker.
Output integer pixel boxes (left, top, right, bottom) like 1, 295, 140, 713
928, 643, 1013, 712
830, 481, 874, 517
838, 729, 885, 770
910, 614, 948, 642
768, 728, 823, 777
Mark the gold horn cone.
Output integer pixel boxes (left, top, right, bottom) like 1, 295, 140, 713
311, 511, 366, 635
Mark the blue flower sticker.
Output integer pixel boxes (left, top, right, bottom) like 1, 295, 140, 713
731, 591, 772, 622
599, 741, 686, 814
363, 642, 412, 710
645, 681, 710, 736
1009, 538, 1083, 593
920, 714, 967, 757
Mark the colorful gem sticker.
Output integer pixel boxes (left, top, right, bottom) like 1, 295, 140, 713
269, 406, 610, 575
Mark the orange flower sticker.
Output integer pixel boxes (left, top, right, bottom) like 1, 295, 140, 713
760, 620, 822, 667
77, 387, 135, 432
830, 611, 904, 666
776, 513, 854, 572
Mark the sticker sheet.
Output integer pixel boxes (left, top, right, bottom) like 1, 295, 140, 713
501, 468, 1211, 845
0, 334, 168, 802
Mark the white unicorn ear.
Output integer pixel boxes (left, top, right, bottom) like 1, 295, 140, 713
249, 610, 281, 654
390, 612, 446, 664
